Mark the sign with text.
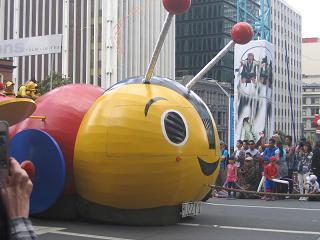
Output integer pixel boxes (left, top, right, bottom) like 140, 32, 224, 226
0, 34, 62, 58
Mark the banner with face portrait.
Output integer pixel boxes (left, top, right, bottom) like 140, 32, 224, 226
233, 40, 274, 146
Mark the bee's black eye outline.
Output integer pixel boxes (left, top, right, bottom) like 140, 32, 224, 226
160, 110, 189, 146
144, 97, 168, 117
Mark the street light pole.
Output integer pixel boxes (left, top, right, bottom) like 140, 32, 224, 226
211, 80, 232, 155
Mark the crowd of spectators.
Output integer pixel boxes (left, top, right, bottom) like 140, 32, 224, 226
218, 134, 320, 200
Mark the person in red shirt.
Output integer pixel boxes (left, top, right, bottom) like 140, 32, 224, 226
263, 156, 278, 200
0, 83, 5, 97
225, 156, 238, 199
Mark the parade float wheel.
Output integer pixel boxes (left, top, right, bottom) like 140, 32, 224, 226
10, 129, 65, 214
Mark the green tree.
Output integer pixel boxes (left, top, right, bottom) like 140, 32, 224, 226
37, 73, 72, 95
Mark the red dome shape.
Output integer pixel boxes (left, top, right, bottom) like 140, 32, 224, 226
162, 0, 191, 14
10, 84, 104, 194
231, 22, 254, 45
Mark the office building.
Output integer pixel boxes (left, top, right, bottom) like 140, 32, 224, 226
0, 0, 175, 89
270, 0, 302, 140
302, 38, 320, 84
0, 58, 15, 82
302, 83, 320, 142
177, 76, 230, 144
301, 38, 320, 142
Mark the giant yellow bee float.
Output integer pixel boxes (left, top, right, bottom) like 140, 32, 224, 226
9, 0, 253, 225
74, 76, 220, 224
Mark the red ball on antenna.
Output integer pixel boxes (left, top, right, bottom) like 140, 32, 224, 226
231, 22, 254, 45
162, 0, 191, 14
21, 160, 36, 181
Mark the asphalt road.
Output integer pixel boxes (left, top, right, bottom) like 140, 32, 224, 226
32, 198, 320, 240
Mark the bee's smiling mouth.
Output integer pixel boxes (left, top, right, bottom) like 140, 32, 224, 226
197, 156, 219, 176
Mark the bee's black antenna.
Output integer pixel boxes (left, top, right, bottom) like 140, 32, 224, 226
144, 0, 192, 84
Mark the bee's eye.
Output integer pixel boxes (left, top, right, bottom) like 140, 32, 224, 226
161, 110, 188, 146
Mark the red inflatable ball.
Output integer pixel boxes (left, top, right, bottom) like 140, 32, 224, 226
162, 0, 191, 14
10, 84, 104, 195
231, 22, 254, 45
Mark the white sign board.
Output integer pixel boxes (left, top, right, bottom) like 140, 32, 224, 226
234, 40, 275, 145
0, 34, 62, 58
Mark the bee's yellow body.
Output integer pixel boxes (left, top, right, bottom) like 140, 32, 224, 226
74, 77, 220, 211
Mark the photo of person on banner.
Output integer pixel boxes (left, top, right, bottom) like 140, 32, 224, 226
240, 53, 258, 84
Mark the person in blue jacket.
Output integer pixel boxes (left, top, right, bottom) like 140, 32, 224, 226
263, 138, 278, 164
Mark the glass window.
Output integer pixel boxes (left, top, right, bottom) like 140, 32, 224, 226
218, 21, 223, 32
218, 112, 222, 125
312, 108, 320, 115
306, 120, 311, 129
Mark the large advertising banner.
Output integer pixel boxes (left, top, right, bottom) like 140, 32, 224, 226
234, 40, 274, 146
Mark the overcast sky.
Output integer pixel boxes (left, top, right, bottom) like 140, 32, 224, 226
286, 0, 320, 37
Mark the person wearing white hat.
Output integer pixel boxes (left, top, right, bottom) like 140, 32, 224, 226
304, 175, 319, 201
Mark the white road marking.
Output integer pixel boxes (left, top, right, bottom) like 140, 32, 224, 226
34, 226, 66, 235
53, 231, 134, 240
34, 225, 134, 240
204, 202, 320, 211
179, 223, 320, 235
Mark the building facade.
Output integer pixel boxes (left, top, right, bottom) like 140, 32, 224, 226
0, 58, 15, 82
270, 0, 302, 141
302, 38, 320, 84
0, 0, 175, 89
177, 76, 230, 145
302, 83, 320, 142
301, 38, 320, 142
